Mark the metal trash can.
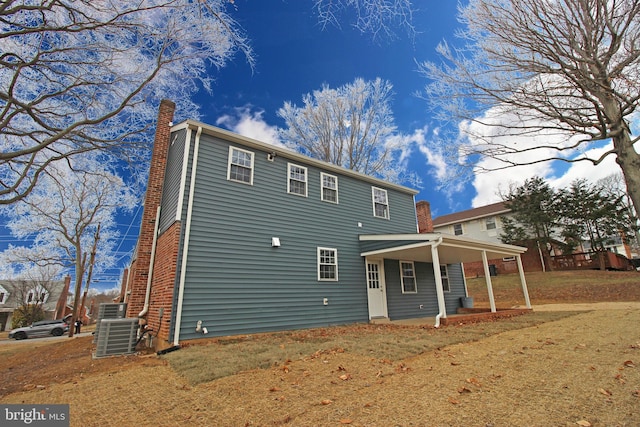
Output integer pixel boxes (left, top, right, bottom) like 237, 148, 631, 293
460, 297, 474, 308
489, 264, 498, 276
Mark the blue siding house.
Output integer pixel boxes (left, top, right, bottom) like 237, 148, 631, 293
124, 101, 530, 349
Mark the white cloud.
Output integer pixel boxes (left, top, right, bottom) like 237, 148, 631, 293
215, 107, 283, 147
459, 108, 629, 207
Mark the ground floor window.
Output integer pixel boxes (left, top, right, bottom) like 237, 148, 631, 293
440, 265, 450, 292
318, 247, 338, 281
400, 261, 417, 293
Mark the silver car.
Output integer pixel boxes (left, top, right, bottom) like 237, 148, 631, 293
8, 319, 69, 340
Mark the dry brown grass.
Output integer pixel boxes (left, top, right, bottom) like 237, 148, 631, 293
1, 270, 639, 426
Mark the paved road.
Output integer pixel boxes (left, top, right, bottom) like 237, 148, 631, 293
0, 331, 94, 345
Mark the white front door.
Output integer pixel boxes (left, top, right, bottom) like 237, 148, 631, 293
366, 260, 388, 319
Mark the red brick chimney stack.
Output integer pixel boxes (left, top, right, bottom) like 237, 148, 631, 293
416, 200, 434, 233
127, 100, 176, 318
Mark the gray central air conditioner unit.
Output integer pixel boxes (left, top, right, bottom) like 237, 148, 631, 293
93, 303, 127, 343
94, 318, 139, 358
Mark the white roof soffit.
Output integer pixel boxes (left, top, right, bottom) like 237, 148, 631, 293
360, 233, 526, 264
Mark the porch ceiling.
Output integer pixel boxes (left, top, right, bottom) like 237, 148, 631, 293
359, 233, 527, 264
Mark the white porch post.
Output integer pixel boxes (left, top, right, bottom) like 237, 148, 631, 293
516, 255, 532, 309
431, 242, 447, 320
481, 250, 497, 313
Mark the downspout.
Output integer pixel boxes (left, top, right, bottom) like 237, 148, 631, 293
139, 206, 161, 323
431, 236, 446, 328
173, 126, 202, 346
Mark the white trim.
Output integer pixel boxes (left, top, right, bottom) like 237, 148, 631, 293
399, 260, 417, 294
174, 120, 418, 196
175, 127, 192, 222
371, 186, 389, 219
227, 146, 254, 185
317, 247, 338, 281
0, 284, 8, 304
173, 126, 202, 346
287, 163, 308, 197
453, 223, 464, 236
320, 172, 338, 203
361, 241, 435, 258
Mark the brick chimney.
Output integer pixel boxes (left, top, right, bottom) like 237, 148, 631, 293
127, 99, 176, 318
416, 200, 434, 233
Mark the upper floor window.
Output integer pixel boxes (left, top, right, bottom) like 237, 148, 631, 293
372, 187, 389, 219
26, 288, 48, 304
321, 173, 338, 203
317, 247, 338, 281
400, 261, 417, 293
440, 265, 450, 292
227, 147, 254, 185
453, 223, 463, 235
0, 285, 7, 304
485, 217, 497, 230
288, 163, 307, 196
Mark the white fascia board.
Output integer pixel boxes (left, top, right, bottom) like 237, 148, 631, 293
360, 241, 435, 257
173, 120, 419, 196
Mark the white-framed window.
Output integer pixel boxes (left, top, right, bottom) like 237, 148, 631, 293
288, 163, 307, 197
372, 187, 389, 219
485, 217, 497, 230
321, 173, 338, 203
503, 256, 516, 262
440, 265, 450, 292
0, 285, 7, 304
400, 261, 417, 293
317, 247, 338, 281
26, 287, 48, 304
227, 146, 254, 185
453, 223, 463, 236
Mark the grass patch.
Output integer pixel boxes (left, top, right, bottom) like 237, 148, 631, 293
163, 310, 579, 385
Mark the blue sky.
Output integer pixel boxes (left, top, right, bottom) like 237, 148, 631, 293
1, 1, 628, 291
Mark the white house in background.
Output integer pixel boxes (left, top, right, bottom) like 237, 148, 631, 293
433, 202, 511, 244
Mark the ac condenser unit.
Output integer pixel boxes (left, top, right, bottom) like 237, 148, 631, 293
94, 318, 139, 358
93, 303, 127, 343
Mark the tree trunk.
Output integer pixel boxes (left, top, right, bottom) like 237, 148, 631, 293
614, 131, 640, 222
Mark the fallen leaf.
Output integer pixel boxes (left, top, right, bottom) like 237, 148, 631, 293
450, 362, 461, 366
623, 360, 635, 368
598, 388, 612, 396
321, 399, 333, 405
457, 386, 472, 393
269, 387, 281, 392
281, 366, 290, 373
339, 374, 352, 381
339, 419, 353, 424
448, 397, 460, 405
576, 420, 591, 427
466, 377, 482, 387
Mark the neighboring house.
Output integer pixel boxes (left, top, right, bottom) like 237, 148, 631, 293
0, 276, 71, 331
123, 101, 530, 350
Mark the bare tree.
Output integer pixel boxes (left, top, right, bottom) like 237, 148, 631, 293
313, 0, 415, 40
0, 154, 136, 337
419, 0, 640, 214
0, 0, 253, 204
278, 78, 414, 183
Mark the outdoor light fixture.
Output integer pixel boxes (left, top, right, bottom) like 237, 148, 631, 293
272, 237, 281, 247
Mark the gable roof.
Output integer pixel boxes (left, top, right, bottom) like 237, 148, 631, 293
0, 279, 67, 313
173, 120, 420, 196
432, 202, 510, 227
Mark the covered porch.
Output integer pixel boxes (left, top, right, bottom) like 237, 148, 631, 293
359, 233, 531, 327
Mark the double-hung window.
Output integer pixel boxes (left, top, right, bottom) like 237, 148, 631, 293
318, 248, 338, 281
321, 173, 338, 203
453, 223, 463, 236
440, 265, 450, 292
400, 261, 417, 293
485, 217, 497, 230
227, 147, 254, 184
288, 163, 307, 196
372, 187, 389, 219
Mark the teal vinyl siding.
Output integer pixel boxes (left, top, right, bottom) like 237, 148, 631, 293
384, 260, 465, 320
173, 132, 418, 340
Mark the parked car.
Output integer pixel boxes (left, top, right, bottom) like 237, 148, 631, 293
8, 319, 70, 340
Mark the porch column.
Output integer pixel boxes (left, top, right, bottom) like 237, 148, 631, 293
516, 255, 532, 309
481, 250, 497, 313
431, 242, 447, 320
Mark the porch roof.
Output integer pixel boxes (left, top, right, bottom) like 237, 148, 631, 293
359, 233, 527, 264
